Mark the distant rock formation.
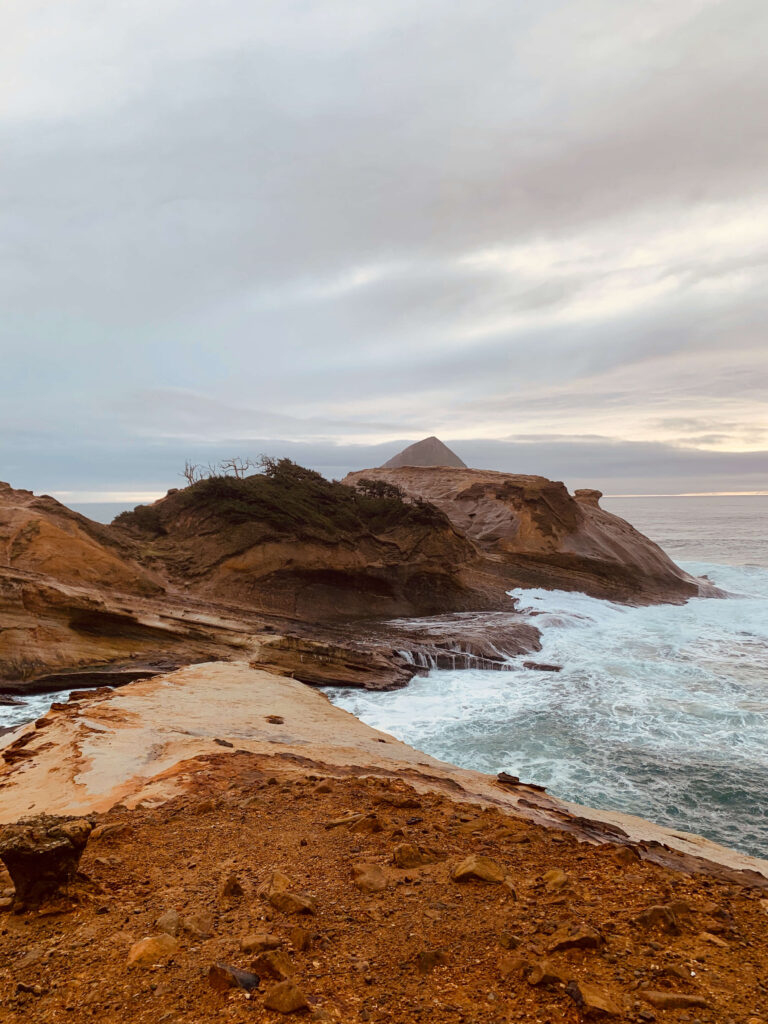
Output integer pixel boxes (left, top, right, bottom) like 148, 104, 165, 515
343, 466, 719, 606
383, 436, 467, 469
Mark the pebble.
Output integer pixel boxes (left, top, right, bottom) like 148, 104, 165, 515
240, 931, 283, 953
640, 991, 710, 1010
207, 963, 260, 993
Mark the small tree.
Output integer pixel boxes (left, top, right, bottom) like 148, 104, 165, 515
219, 456, 255, 479
355, 478, 406, 501
181, 460, 203, 486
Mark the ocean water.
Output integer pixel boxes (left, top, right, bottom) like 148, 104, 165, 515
329, 496, 768, 859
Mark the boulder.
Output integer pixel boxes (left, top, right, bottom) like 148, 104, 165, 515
0, 814, 93, 905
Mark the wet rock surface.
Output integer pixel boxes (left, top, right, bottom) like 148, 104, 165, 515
1, 770, 764, 1023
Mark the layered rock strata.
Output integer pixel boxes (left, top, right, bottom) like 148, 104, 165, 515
344, 466, 714, 604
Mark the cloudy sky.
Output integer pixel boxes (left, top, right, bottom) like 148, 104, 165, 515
1, 0, 766, 505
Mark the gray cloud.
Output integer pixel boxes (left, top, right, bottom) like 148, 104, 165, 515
1, 0, 767, 498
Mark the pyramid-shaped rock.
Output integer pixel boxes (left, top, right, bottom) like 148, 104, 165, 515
382, 436, 467, 469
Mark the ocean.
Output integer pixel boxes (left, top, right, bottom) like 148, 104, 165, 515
329, 495, 768, 859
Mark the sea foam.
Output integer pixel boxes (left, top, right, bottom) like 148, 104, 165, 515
328, 561, 768, 858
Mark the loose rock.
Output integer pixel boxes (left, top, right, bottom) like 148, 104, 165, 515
542, 868, 568, 891
127, 933, 179, 967
182, 910, 215, 938
155, 909, 180, 937
290, 926, 312, 951
639, 991, 709, 1010
451, 854, 506, 884
241, 931, 283, 953
352, 863, 387, 894
526, 960, 570, 987
251, 949, 294, 980
269, 890, 316, 915
417, 949, 448, 974
565, 979, 621, 1017
263, 979, 310, 1014
208, 963, 261, 993
547, 922, 603, 953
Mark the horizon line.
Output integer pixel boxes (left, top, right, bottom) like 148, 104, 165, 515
49, 487, 768, 505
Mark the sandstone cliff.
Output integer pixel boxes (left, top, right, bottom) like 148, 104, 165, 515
344, 466, 712, 604
111, 461, 498, 621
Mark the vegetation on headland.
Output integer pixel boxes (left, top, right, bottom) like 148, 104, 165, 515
113, 456, 448, 540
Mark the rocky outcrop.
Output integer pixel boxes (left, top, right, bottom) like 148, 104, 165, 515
0, 567, 262, 690
111, 464, 500, 622
0, 814, 92, 905
0, 482, 160, 595
343, 466, 714, 604
252, 613, 541, 691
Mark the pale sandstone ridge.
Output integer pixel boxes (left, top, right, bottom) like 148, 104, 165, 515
344, 465, 715, 604
382, 436, 467, 469
1, 662, 765, 888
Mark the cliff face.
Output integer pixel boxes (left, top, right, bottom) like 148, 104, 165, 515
0, 482, 159, 595
343, 466, 711, 604
112, 465, 496, 621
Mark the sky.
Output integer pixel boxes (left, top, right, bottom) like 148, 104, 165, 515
1, 0, 766, 506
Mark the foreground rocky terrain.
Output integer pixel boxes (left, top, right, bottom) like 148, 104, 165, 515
0, 665, 766, 1024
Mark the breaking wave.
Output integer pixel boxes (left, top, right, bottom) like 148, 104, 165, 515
329, 561, 768, 858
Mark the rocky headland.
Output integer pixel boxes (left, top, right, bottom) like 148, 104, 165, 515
0, 444, 716, 695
